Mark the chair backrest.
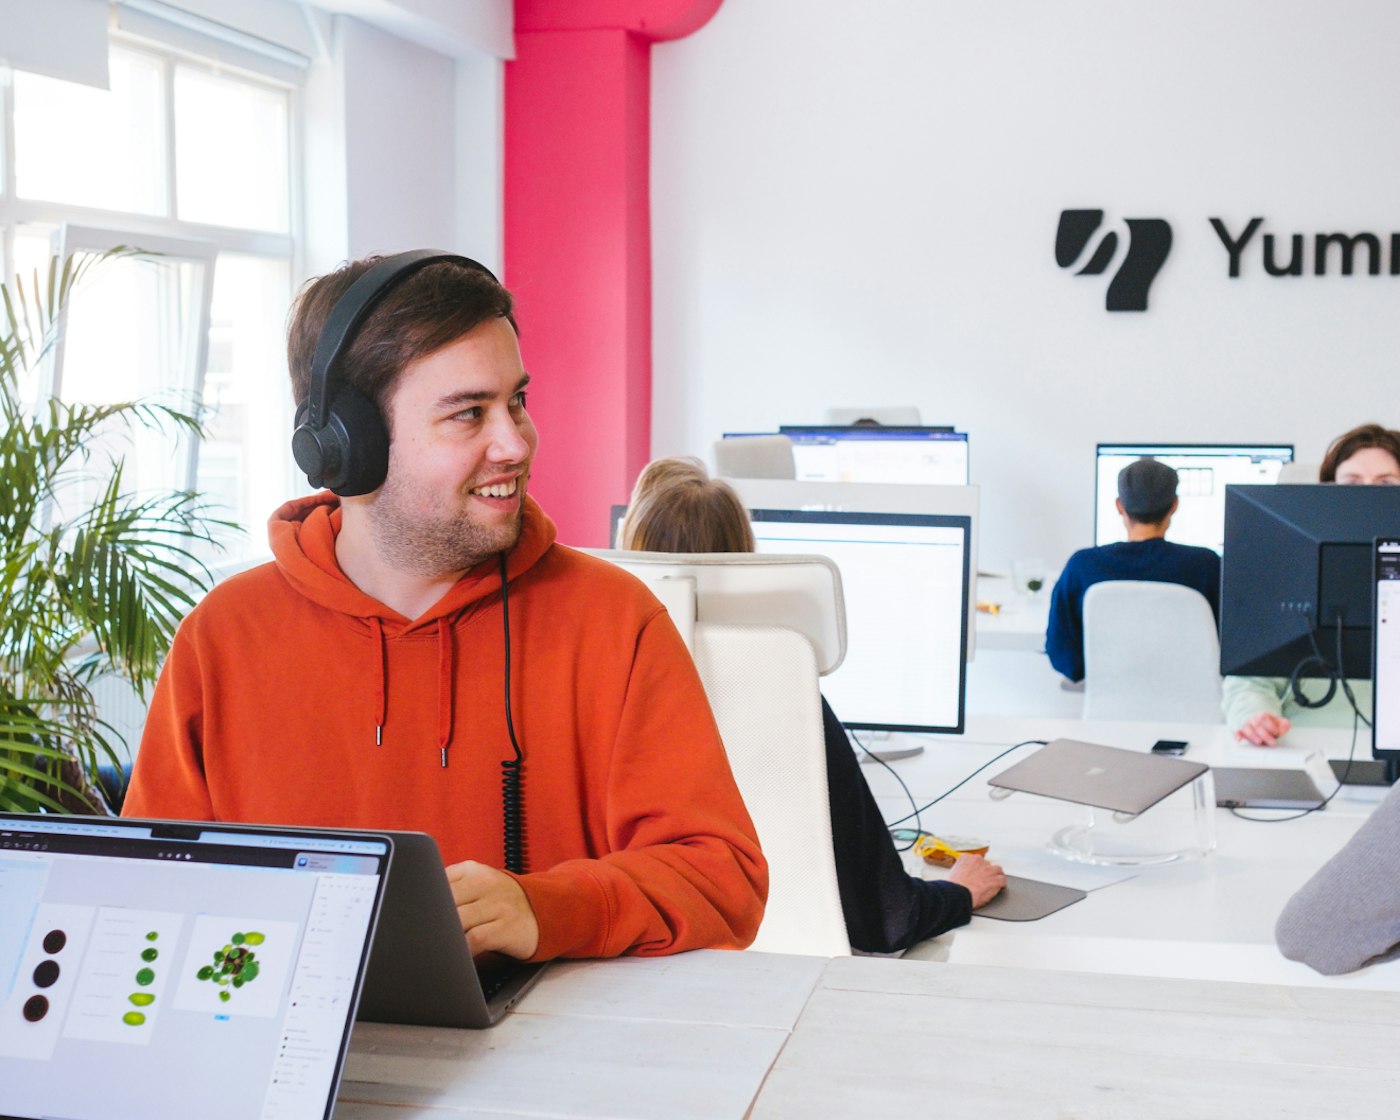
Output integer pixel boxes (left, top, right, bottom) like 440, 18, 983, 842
713, 434, 796, 480
1278, 461, 1320, 483
1082, 580, 1223, 723
588, 551, 846, 674
588, 550, 851, 956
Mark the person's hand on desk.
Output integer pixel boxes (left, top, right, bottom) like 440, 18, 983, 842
445, 859, 540, 959
948, 853, 1007, 908
1235, 712, 1292, 747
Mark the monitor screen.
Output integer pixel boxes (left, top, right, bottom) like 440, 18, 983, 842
747, 508, 970, 733
725, 478, 980, 661
1095, 443, 1294, 553
1375, 538, 1400, 761
776, 426, 969, 486
1220, 484, 1400, 679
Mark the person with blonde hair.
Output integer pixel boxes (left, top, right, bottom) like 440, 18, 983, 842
619, 456, 1005, 953
618, 456, 754, 553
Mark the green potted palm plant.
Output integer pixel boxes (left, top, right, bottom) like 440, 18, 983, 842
0, 249, 232, 812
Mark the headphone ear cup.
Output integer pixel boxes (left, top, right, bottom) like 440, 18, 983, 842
292, 385, 389, 496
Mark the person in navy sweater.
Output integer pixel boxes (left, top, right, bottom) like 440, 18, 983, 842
1045, 458, 1220, 683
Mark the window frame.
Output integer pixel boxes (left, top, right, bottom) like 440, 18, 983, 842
51, 223, 219, 491
0, 31, 304, 558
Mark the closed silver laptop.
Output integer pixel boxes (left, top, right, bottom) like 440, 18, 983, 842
988, 738, 1209, 816
1212, 767, 1326, 810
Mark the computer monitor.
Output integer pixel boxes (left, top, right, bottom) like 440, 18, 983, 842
1373, 538, 1400, 777
775, 426, 969, 486
747, 508, 970, 733
1095, 443, 1294, 553
1220, 484, 1400, 682
726, 479, 980, 661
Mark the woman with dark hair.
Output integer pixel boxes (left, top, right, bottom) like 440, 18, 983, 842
620, 456, 1005, 953
1317, 423, 1400, 485
1227, 422, 1400, 745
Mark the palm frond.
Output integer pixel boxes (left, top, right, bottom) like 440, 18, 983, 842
0, 247, 233, 810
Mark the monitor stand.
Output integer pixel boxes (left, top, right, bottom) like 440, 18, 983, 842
1329, 758, 1400, 787
855, 730, 926, 764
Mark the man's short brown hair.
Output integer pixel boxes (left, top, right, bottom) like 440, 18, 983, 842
286, 255, 516, 416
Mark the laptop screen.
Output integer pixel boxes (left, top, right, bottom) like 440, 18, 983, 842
1376, 538, 1400, 759
0, 815, 390, 1120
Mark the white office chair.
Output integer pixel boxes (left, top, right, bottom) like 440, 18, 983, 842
587, 549, 851, 956
1081, 581, 1223, 723
1278, 461, 1320, 483
712, 434, 796, 479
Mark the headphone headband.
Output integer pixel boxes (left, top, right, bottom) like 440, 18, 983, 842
293, 250, 499, 495
304, 250, 497, 430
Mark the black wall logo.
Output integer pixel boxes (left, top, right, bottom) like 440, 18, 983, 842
1056, 209, 1173, 312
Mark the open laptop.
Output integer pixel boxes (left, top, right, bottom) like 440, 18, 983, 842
0, 813, 391, 1120
356, 829, 546, 1029
987, 738, 1209, 815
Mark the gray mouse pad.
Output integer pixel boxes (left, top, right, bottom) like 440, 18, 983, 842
974, 874, 1087, 922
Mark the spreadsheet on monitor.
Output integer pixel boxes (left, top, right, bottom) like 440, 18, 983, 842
1095, 443, 1294, 553
778, 427, 970, 486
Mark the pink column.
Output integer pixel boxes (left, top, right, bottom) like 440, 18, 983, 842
505, 0, 723, 546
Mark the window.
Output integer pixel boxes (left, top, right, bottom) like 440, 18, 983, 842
1, 38, 299, 567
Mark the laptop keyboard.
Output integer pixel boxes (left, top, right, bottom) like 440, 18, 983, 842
476, 957, 518, 1000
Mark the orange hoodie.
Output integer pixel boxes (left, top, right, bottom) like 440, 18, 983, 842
124, 493, 767, 960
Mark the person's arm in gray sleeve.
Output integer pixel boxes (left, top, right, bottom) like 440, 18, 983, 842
1275, 782, 1400, 974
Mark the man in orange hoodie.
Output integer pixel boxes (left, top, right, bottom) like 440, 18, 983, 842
123, 252, 767, 962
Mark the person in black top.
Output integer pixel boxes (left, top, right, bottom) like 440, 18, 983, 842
618, 456, 1006, 953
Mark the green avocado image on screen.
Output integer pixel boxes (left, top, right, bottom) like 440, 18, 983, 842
194, 931, 265, 1002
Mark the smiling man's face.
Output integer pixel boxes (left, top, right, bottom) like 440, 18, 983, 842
367, 315, 538, 576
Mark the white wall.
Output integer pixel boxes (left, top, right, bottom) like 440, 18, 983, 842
302, 11, 505, 276
651, 0, 1400, 573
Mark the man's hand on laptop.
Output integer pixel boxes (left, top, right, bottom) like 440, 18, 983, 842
949, 854, 1007, 908
445, 860, 541, 959
1235, 712, 1292, 747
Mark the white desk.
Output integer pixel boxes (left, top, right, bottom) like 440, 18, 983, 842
333, 951, 824, 1120
862, 716, 1398, 989
335, 952, 1400, 1120
973, 574, 1049, 651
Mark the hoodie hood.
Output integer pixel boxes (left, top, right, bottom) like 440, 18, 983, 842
267, 491, 557, 630
266, 491, 557, 766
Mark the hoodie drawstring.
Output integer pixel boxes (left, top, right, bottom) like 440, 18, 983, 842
437, 616, 455, 767
368, 615, 456, 767
370, 617, 386, 745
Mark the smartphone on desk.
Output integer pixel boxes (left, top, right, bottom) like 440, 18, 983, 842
1151, 739, 1189, 755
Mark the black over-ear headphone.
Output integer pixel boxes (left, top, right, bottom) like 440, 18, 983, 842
291, 249, 499, 496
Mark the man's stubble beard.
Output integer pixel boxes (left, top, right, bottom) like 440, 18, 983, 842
368, 471, 525, 577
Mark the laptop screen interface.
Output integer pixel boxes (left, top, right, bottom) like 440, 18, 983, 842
0, 817, 388, 1120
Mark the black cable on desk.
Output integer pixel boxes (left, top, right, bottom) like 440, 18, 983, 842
851, 730, 923, 851
885, 739, 1046, 830
1228, 710, 1362, 823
